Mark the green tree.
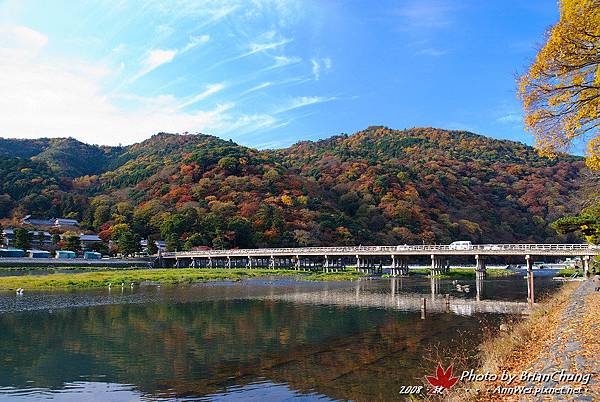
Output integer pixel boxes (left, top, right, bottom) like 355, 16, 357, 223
227, 217, 253, 247
14, 228, 31, 250
165, 233, 180, 252
553, 209, 600, 244
147, 238, 158, 255
36, 231, 46, 248
63, 234, 81, 253
88, 241, 109, 255
93, 204, 111, 229
117, 231, 140, 257
182, 233, 205, 251
217, 156, 239, 173
51, 233, 61, 245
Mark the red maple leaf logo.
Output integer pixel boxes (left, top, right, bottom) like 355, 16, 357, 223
426, 363, 459, 394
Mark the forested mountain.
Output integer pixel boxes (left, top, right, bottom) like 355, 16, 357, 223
0, 127, 584, 249
0, 137, 123, 178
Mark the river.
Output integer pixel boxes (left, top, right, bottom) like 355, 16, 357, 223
0, 275, 562, 401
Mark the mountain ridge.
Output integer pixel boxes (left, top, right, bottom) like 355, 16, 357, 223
0, 127, 584, 247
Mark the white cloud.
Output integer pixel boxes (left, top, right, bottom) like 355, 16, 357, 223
0, 24, 48, 59
310, 57, 332, 80
142, 49, 177, 74
239, 81, 272, 96
0, 26, 252, 145
177, 83, 226, 109
181, 34, 210, 52
311, 59, 320, 80
272, 55, 301, 68
131, 34, 210, 82
277, 96, 337, 113
248, 38, 292, 55
497, 113, 522, 124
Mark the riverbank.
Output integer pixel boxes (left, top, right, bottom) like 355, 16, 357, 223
0, 268, 366, 290
0, 257, 151, 268
447, 279, 598, 401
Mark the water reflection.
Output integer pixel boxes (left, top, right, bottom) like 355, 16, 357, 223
0, 277, 561, 401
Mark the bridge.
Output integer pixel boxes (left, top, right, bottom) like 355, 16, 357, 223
160, 243, 599, 305
161, 243, 598, 275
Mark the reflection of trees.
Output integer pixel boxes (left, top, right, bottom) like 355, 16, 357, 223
0, 301, 496, 401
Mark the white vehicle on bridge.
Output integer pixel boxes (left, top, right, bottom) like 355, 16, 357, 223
449, 241, 473, 250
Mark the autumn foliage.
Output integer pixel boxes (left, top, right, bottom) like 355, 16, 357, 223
519, 0, 600, 167
0, 127, 585, 249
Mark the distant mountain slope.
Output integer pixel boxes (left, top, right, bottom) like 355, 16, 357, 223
0, 137, 124, 178
274, 127, 582, 244
0, 127, 584, 246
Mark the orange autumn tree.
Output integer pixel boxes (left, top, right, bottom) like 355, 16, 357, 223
523, 0, 600, 243
518, 0, 600, 168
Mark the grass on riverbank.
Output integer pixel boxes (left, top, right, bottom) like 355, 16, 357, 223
410, 267, 518, 279
0, 268, 364, 290
0, 265, 145, 272
445, 281, 579, 401
555, 268, 584, 277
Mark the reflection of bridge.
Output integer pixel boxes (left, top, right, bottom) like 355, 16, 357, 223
260, 277, 529, 316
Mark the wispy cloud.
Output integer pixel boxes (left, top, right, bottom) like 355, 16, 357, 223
205, 36, 292, 72
311, 59, 320, 80
497, 113, 522, 124
178, 83, 226, 109
310, 57, 332, 80
181, 34, 210, 52
131, 34, 210, 82
239, 81, 272, 96
276, 96, 338, 114
271, 55, 301, 68
138, 49, 177, 77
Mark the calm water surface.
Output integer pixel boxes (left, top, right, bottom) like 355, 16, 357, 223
0, 275, 561, 401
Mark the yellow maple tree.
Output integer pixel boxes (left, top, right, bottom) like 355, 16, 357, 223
519, 0, 600, 168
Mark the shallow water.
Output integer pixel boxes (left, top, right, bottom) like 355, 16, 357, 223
0, 276, 561, 401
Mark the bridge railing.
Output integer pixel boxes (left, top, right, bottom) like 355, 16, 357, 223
161, 243, 599, 258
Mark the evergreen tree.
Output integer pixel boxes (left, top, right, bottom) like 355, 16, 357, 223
64, 234, 81, 253
117, 231, 140, 257
14, 228, 31, 250
147, 238, 158, 255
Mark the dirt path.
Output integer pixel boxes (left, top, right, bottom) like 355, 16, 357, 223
508, 280, 599, 401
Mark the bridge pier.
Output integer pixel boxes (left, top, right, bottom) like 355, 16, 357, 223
431, 255, 447, 276
430, 276, 440, 300
476, 274, 485, 302
582, 255, 590, 277
526, 255, 534, 305
397, 256, 409, 276
475, 254, 486, 278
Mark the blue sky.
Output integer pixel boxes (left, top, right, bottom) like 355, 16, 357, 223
0, 0, 558, 148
